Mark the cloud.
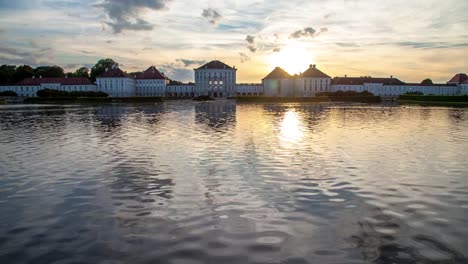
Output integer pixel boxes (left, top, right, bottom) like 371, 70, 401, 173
0, 41, 55, 66
239, 52, 250, 63
176, 59, 207, 67
273, 47, 281, 52
245, 35, 257, 53
96, 0, 172, 33
202, 8, 222, 24
335, 42, 360, 47
289, 27, 328, 39
246, 35, 255, 44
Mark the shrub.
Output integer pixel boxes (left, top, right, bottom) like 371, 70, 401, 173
37, 89, 108, 98
404, 91, 424, 96
0, 90, 18, 96
316, 90, 374, 97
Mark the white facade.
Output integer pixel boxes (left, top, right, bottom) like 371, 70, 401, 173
0, 79, 97, 97
96, 65, 136, 97
167, 85, 196, 97
262, 65, 331, 97
136, 79, 167, 96
96, 77, 136, 97
330, 83, 460, 96
295, 77, 331, 97
236, 84, 263, 96
194, 61, 237, 98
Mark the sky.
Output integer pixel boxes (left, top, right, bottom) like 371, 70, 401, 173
0, 0, 467, 83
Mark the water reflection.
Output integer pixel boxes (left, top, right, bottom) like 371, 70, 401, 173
279, 110, 304, 143
0, 102, 467, 264
195, 101, 236, 130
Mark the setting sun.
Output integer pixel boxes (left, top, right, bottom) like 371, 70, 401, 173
267, 42, 316, 75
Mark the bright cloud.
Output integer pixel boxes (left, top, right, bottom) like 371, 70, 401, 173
0, 0, 467, 82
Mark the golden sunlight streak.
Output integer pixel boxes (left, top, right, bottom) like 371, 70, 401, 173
279, 110, 304, 143
267, 42, 315, 75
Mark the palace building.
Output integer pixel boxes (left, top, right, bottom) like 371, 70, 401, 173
1, 59, 467, 98
194, 60, 237, 98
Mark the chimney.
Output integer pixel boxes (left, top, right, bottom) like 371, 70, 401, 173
39, 75, 42, 79
105, 68, 108, 72
345, 75, 347, 78
390, 75, 393, 78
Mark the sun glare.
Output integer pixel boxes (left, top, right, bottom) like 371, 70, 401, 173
279, 110, 304, 143
267, 42, 315, 75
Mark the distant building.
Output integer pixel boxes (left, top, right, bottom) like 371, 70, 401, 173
262, 65, 331, 97
236, 83, 263, 96
262, 67, 294, 97
295, 64, 331, 96
330, 76, 459, 96
194, 60, 237, 98
135, 66, 168, 97
166, 84, 196, 98
0, 77, 96, 97
96, 64, 136, 97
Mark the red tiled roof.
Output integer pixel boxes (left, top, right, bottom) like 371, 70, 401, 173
97, 67, 131, 78
136, 66, 167, 80
447, 73, 468, 84
331, 77, 405, 85
299, 65, 330, 78
196, 60, 234, 70
405, 83, 457, 87
262, 67, 291, 80
17, 77, 93, 86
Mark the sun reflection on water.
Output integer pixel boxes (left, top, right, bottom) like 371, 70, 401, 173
279, 110, 304, 143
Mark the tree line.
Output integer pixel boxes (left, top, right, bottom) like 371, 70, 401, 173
0, 58, 119, 85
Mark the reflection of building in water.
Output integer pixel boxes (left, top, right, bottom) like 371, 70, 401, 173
195, 102, 236, 129
95, 105, 130, 128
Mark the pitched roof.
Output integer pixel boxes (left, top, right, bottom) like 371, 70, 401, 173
447, 73, 468, 84
17, 77, 93, 86
97, 67, 131, 78
405, 83, 457, 87
331, 77, 405, 85
299, 65, 330, 78
196, 60, 234, 70
262, 67, 291, 80
136, 66, 167, 80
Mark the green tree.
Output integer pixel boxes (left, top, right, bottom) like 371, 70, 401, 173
12, 65, 34, 83
34, 65, 65, 78
74, 67, 90, 78
90, 58, 117, 82
0, 65, 17, 84
421, 78, 433, 85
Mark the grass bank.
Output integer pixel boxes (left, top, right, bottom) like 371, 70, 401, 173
399, 100, 468, 107
236, 96, 381, 103
399, 95, 468, 102
398, 95, 468, 107
24, 97, 164, 104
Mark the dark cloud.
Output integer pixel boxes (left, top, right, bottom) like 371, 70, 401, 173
202, 8, 222, 24
246, 35, 255, 44
289, 27, 328, 39
176, 59, 207, 67
96, 0, 172, 33
239, 53, 250, 63
324, 13, 332, 19
273, 47, 281, 52
247, 45, 257, 53
0, 41, 55, 66
393, 41, 468, 49
159, 62, 193, 82
335, 42, 360, 47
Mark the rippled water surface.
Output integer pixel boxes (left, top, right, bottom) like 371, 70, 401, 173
1, 102, 468, 264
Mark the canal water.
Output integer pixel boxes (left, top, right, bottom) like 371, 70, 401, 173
0, 102, 467, 263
